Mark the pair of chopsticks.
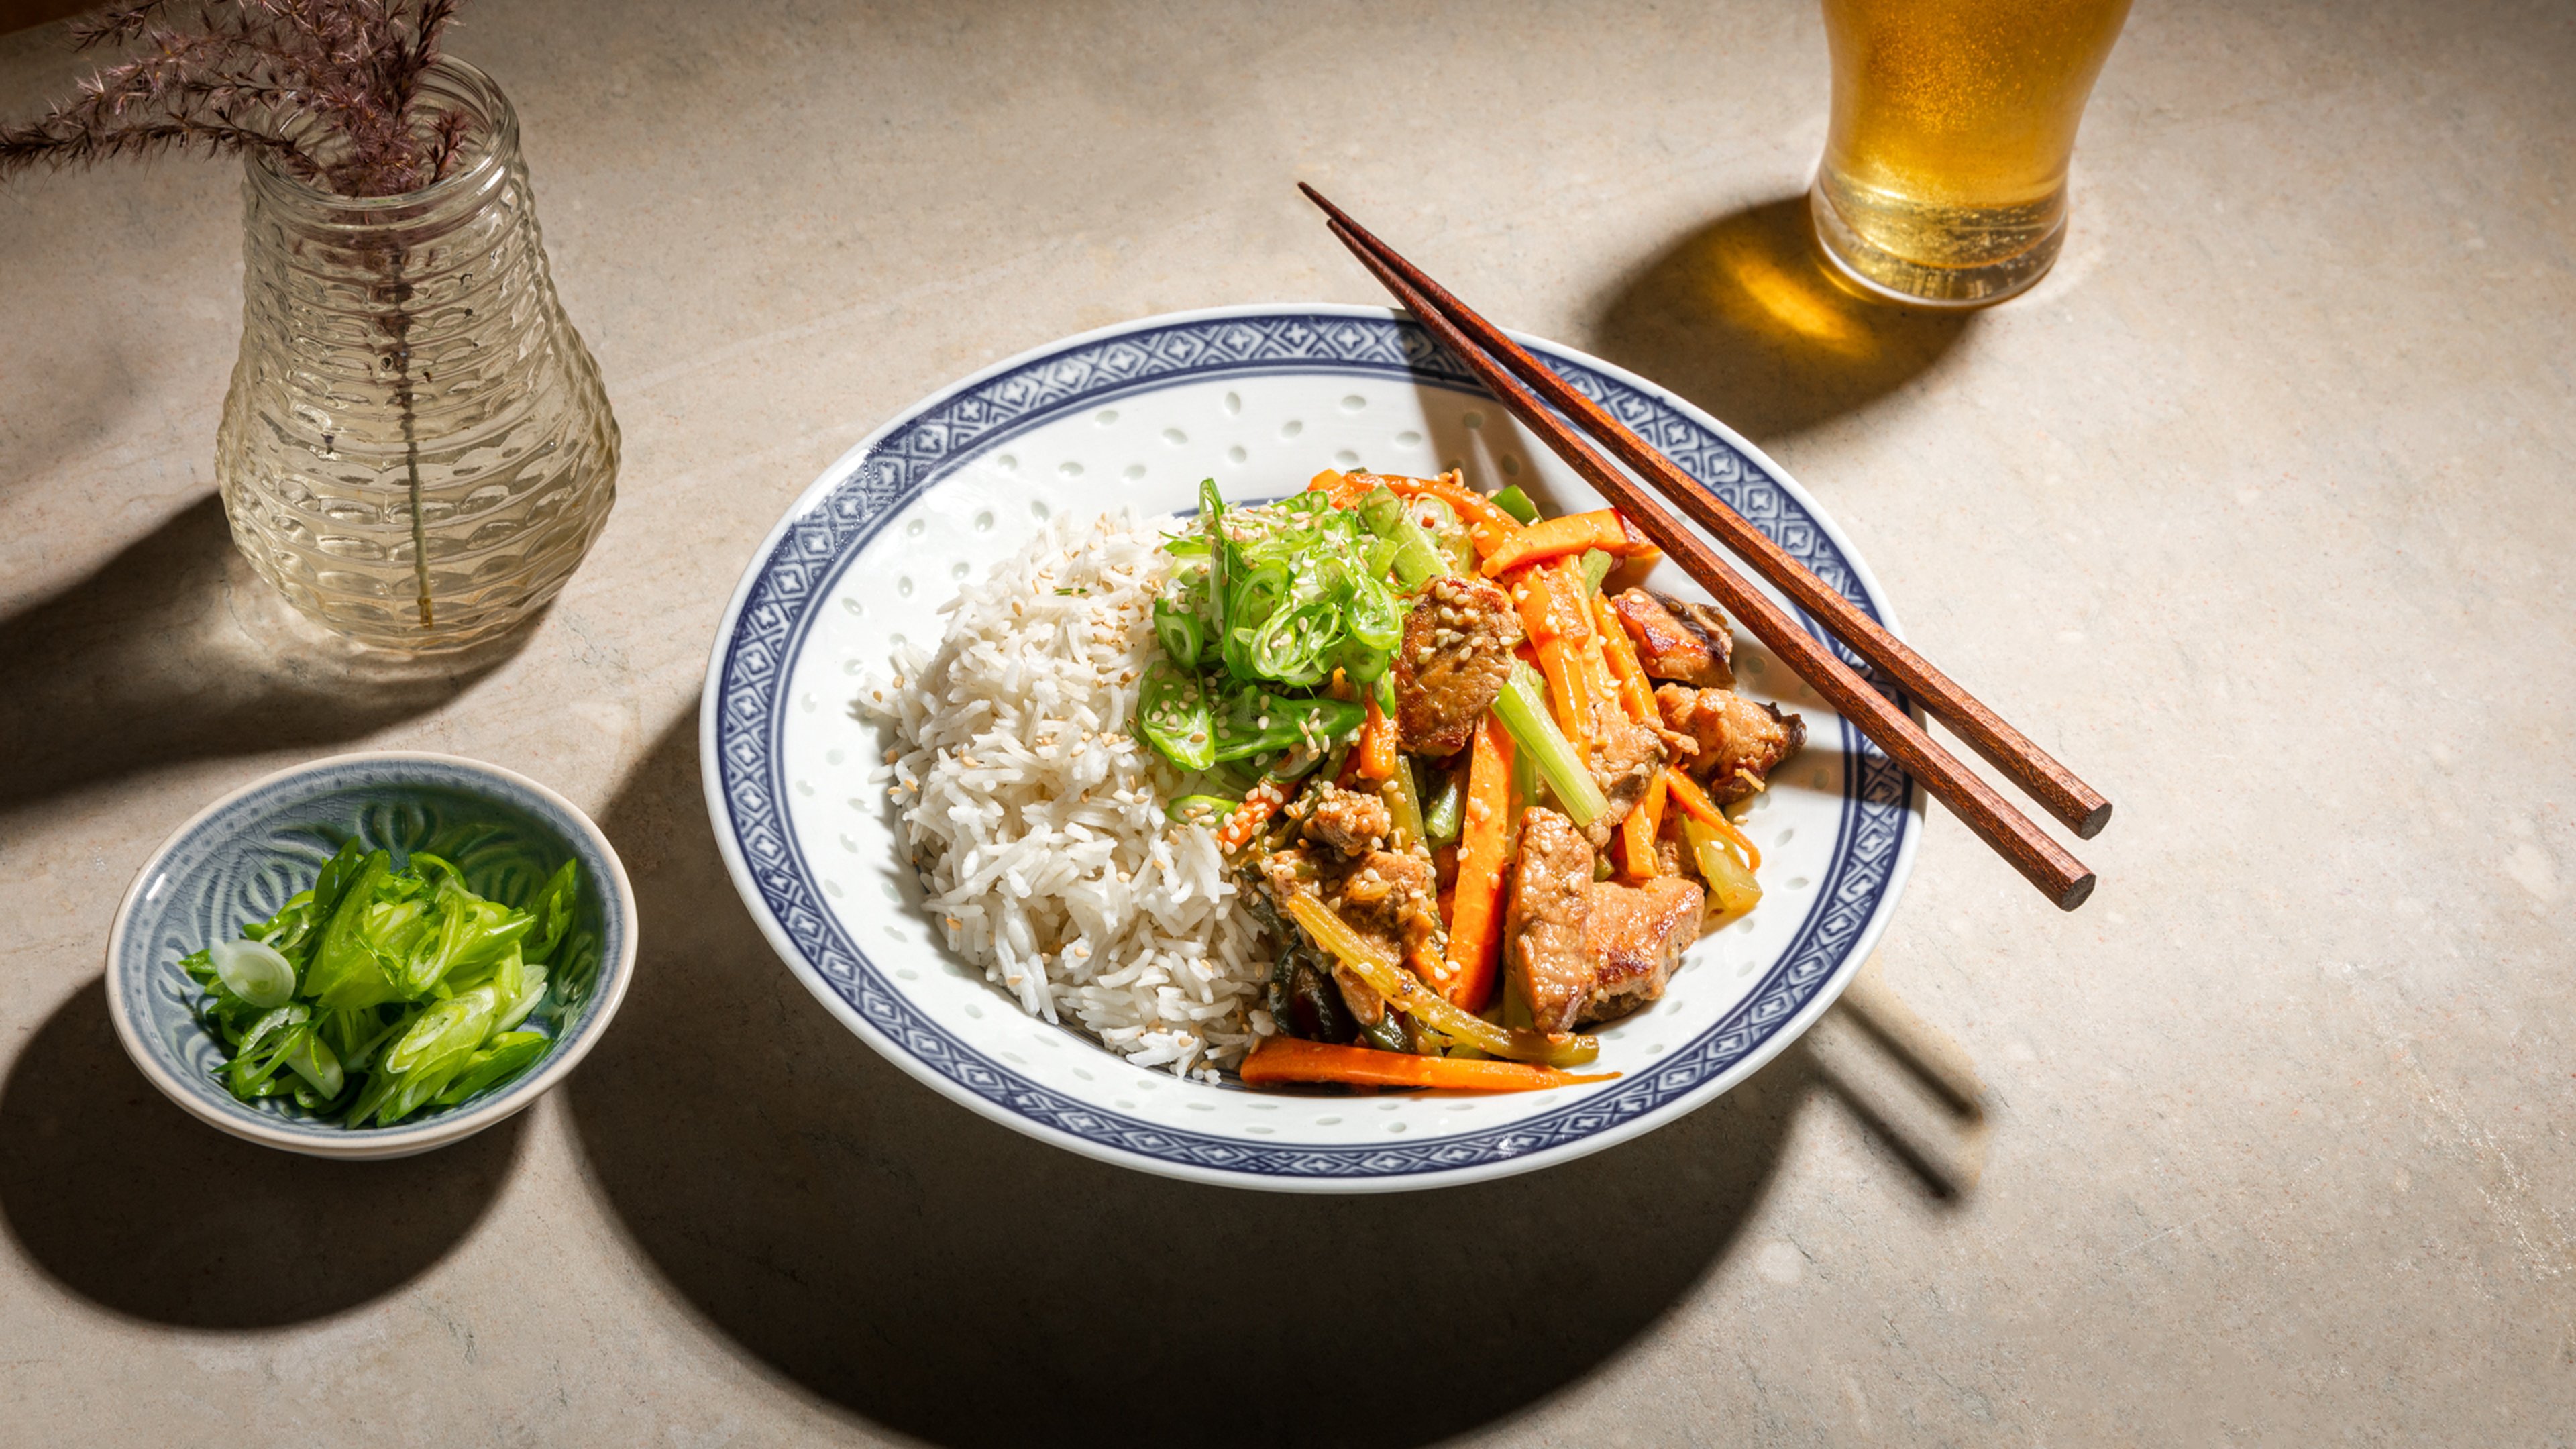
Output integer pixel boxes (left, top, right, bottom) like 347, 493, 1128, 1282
1300, 184, 2106, 910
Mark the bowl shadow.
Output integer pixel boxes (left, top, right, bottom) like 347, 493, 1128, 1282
568, 710, 1804, 1446
1589, 195, 1974, 443
0, 977, 523, 1328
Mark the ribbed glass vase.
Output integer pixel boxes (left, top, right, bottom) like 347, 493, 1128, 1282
217, 59, 617, 653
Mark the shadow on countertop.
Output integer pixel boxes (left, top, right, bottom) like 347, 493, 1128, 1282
1590, 195, 1973, 445
567, 712, 1807, 1447
0, 493, 527, 817
0, 977, 522, 1327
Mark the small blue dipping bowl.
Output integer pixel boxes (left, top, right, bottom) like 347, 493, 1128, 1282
105, 751, 637, 1159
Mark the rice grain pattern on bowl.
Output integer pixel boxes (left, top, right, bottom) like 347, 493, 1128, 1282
105, 751, 638, 1161
858, 513, 1267, 1077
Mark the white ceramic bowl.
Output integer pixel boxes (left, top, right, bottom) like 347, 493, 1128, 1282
105, 751, 638, 1159
703, 305, 1921, 1191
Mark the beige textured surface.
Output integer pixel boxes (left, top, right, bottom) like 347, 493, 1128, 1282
5, 2, 2573, 1444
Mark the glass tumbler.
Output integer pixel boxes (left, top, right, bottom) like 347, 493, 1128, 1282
1810, 0, 2131, 307
217, 58, 619, 653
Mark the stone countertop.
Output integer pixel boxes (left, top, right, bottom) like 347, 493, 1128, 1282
3, 2, 2571, 1444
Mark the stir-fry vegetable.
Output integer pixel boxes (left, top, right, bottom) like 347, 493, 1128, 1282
1356, 484, 1452, 589
1491, 661, 1608, 827
1441, 715, 1514, 1012
1592, 590, 1662, 733
1216, 777, 1291, 853
1377, 470, 1527, 553
1354, 692, 1398, 781
180, 839, 587, 1126
1284, 886, 1598, 1067
1383, 757, 1428, 853
1240, 1035, 1617, 1091
1477, 508, 1658, 578
1146, 468, 1781, 1087
1681, 814, 1763, 915
1420, 765, 1464, 848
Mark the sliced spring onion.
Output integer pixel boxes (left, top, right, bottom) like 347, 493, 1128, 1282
182, 847, 582, 1128
1211, 690, 1365, 763
207, 936, 297, 1008
434, 1031, 549, 1108
1491, 663, 1609, 827
1165, 794, 1241, 827
1137, 661, 1216, 771
1357, 485, 1452, 587
282, 1028, 344, 1097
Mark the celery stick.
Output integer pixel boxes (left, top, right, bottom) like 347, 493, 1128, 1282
1491, 663, 1608, 826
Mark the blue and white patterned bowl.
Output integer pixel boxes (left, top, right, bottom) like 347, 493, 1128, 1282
704, 304, 1921, 1193
105, 751, 637, 1159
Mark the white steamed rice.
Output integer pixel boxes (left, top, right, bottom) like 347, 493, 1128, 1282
855, 511, 1269, 1077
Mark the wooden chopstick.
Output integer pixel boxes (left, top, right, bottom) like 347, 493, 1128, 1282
1309, 205, 2096, 910
1300, 184, 2111, 843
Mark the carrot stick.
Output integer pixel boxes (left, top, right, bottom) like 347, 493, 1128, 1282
1664, 768, 1761, 871
1442, 715, 1513, 1012
1239, 1034, 1618, 1091
1617, 767, 1668, 879
1308, 468, 1380, 510
1356, 694, 1396, 781
1663, 765, 1721, 824
1576, 632, 1621, 739
1592, 591, 1662, 729
1216, 778, 1289, 853
1477, 509, 1658, 577
1377, 471, 1528, 554
1542, 560, 1627, 743
1505, 564, 1597, 751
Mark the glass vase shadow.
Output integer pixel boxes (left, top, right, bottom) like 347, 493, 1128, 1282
217, 58, 618, 653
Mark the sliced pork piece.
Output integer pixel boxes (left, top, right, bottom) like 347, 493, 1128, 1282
1296, 780, 1390, 857
1656, 683, 1805, 804
1610, 589, 1735, 689
1504, 806, 1595, 1033
1394, 575, 1523, 757
1583, 712, 1666, 847
1576, 875, 1705, 1024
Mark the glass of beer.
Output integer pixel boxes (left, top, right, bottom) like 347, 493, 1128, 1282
1810, 0, 2131, 307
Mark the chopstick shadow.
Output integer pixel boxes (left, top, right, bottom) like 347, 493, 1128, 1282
0, 494, 526, 817
1798, 985, 1990, 1201
1589, 196, 1973, 443
0, 977, 523, 1327
568, 712, 1805, 1448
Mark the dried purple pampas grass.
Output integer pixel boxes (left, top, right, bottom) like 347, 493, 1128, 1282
0, 1, 470, 197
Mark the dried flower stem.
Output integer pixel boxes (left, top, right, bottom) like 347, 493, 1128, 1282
6, 3, 477, 633
1, 2, 470, 198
